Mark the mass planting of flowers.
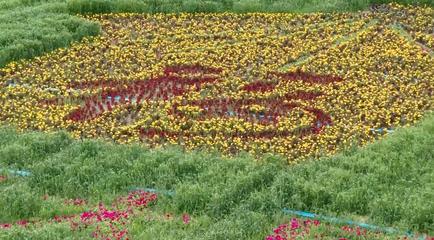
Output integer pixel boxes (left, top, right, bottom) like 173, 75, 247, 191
0, 3, 432, 161
266, 218, 434, 240
0, 191, 180, 240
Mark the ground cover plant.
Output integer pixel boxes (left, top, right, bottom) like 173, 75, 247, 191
0, 1, 433, 239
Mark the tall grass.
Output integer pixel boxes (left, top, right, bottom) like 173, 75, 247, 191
1, 112, 433, 239
0, 2, 99, 68
1, 0, 432, 68
65, 0, 434, 14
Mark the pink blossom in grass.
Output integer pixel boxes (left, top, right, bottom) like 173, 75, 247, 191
355, 226, 365, 236
16, 220, 28, 227
290, 218, 300, 230
341, 226, 352, 232
126, 191, 157, 208
53, 216, 63, 223
182, 213, 191, 224
0, 190, 160, 238
101, 210, 120, 221
116, 229, 128, 239
92, 231, 99, 238
273, 224, 288, 234
81, 211, 96, 222
0, 223, 11, 229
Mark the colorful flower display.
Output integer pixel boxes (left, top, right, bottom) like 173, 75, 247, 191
0, 3, 432, 161
266, 218, 434, 240
0, 191, 159, 240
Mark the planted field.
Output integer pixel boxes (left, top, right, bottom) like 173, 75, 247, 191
0, 2, 434, 240
1, 4, 433, 162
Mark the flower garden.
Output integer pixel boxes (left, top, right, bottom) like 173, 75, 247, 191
0, 3, 432, 162
0, 1, 433, 239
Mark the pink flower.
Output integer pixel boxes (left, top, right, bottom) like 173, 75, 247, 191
16, 220, 28, 227
80, 211, 96, 221
303, 219, 312, 226
116, 229, 128, 239
102, 210, 120, 221
290, 218, 300, 230
273, 224, 288, 234
182, 213, 191, 224
341, 226, 352, 232
0, 223, 12, 229
53, 216, 63, 223
126, 191, 157, 208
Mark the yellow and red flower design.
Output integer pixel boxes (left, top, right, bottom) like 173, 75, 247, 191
0, 3, 432, 162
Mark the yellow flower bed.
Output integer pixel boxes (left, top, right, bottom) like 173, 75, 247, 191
0, 4, 432, 162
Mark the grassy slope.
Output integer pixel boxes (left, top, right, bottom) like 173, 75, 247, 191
0, 1, 100, 67
1, 112, 433, 239
1, 0, 433, 68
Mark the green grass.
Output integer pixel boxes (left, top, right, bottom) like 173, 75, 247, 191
0, 2, 100, 68
1, 112, 433, 239
1, 0, 433, 68
65, 0, 434, 14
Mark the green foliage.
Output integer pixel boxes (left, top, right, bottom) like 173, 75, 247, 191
0, 222, 91, 240
0, 3, 100, 68
65, 0, 434, 14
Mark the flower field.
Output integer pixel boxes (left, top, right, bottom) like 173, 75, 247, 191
0, 3, 432, 161
266, 219, 434, 240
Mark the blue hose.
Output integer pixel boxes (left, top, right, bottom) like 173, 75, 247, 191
129, 187, 175, 196
0, 168, 31, 177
